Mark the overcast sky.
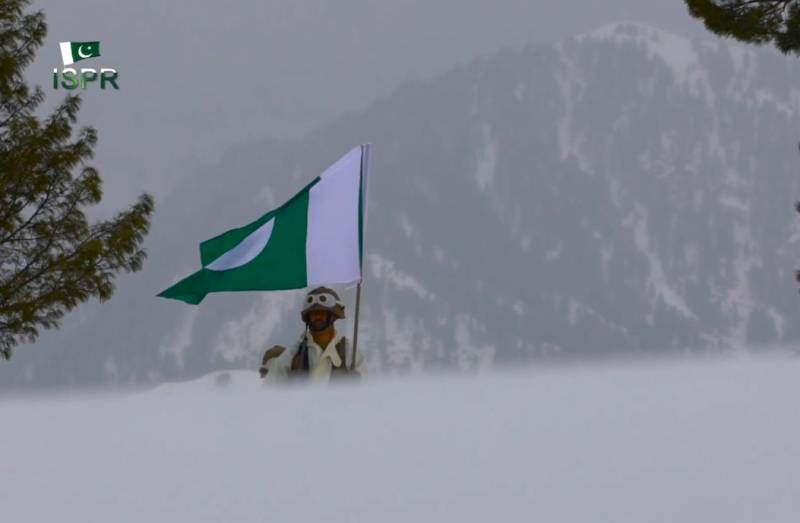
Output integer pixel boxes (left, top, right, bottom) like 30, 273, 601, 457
29, 1, 712, 216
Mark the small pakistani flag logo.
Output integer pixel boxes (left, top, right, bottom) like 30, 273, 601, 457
59, 41, 100, 66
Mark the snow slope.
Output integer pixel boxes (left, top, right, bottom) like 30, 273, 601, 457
2, 358, 798, 522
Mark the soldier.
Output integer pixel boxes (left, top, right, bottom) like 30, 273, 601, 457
259, 286, 364, 383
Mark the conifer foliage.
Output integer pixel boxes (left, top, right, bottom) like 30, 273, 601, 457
0, 0, 154, 360
685, 1, 800, 54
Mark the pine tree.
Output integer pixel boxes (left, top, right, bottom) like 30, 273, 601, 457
685, 1, 800, 54
0, 0, 155, 360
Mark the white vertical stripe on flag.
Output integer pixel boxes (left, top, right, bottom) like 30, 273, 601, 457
59, 42, 73, 66
306, 146, 363, 286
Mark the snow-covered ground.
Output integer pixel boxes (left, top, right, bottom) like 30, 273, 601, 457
2, 357, 799, 522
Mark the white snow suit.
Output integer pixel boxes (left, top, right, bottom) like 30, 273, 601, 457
261, 330, 364, 384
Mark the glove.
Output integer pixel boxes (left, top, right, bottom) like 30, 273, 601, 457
259, 367, 268, 378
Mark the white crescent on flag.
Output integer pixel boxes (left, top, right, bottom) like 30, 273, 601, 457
205, 218, 276, 271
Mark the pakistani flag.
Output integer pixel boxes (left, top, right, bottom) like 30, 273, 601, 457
158, 145, 370, 305
59, 41, 100, 66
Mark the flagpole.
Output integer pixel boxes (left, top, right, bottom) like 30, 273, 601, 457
351, 143, 371, 371
351, 281, 362, 371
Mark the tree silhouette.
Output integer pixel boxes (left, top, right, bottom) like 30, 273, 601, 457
0, 0, 155, 360
685, 1, 800, 54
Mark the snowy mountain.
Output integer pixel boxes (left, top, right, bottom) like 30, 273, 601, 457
3, 359, 799, 521
4, 22, 800, 389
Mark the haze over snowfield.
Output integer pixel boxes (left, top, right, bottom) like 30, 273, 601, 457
6, 21, 800, 391
2, 358, 799, 522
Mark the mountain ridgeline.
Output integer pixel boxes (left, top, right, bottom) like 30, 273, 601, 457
4, 22, 800, 389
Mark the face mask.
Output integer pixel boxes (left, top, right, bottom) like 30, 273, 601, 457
306, 311, 333, 332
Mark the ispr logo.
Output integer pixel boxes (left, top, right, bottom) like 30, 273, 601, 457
52, 41, 119, 90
